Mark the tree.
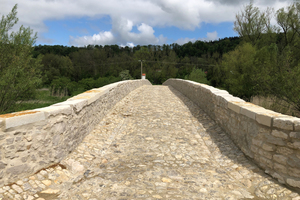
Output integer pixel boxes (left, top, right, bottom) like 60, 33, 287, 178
41, 54, 74, 85
0, 4, 42, 113
119, 70, 133, 80
185, 68, 210, 85
221, 43, 257, 101
233, 1, 275, 46
224, 1, 300, 113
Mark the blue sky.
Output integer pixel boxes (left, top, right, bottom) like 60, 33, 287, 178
43, 17, 237, 46
1, 0, 292, 47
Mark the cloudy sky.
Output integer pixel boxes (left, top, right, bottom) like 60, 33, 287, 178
0, 0, 293, 47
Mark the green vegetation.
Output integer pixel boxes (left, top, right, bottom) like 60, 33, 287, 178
33, 38, 240, 87
0, 5, 42, 114
4, 1, 300, 116
209, 1, 300, 114
185, 68, 210, 85
4, 89, 69, 114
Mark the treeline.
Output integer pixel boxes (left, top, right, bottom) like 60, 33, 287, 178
32, 37, 240, 96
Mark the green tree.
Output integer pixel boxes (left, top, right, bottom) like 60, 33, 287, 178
233, 1, 275, 46
225, 1, 300, 113
185, 68, 210, 85
0, 4, 42, 113
223, 43, 257, 100
119, 70, 133, 80
41, 54, 74, 85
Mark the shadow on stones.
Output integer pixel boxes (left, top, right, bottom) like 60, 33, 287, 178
167, 85, 297, 197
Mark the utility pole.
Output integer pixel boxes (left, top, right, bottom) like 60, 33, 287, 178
138, 60, 143, 79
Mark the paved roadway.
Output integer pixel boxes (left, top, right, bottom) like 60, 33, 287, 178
2, 85, 300, 200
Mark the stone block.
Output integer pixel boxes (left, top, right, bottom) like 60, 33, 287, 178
267, 135, 285, 146
2, 111, 46, 129
54, 99, 88, 113
251, 145, 259, 153
212, 90, 229, 97
290, 132, 300, 139
272, 172, 285, 184
228, 102, 242, 114
287, 178, 300, 188
69, 90, 105, 105
288, 167, 300, 178
256, 113, 273, 127
287, 142, 300, 149
240, 103, 261, 120
0, 119, 4, 129
258, 149, 273, 160
274, 163, 287, 174
217, 95, 231, 108
260, 156, 273, 169
257, 109, 282, 127
287, 157, 300, 168
273, 154, 287, 165
35, 105, 72, 118
276, 147, 294, 155
213, 92, 229, 106
294, 119, 300, 131
252, 138, 263, 147
273, 116, 294, 130
271, 130, 288, 139
262, 143, 275, 152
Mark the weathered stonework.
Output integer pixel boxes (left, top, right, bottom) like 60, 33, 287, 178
0, 79, 151, 187
163, 78, 300, 190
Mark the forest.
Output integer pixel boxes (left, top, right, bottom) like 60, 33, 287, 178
1, 2, 300, 116
32, 36, 240, 93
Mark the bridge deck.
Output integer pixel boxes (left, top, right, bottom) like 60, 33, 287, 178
7, 86, 300, 199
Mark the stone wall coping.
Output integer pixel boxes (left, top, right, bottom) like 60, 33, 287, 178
54, 99, 88, 113
67, 91, 103, 105
164, 78, 300, 132
34, 105, 72, 118
0, 80, 148, 131
0, 111, 46, 130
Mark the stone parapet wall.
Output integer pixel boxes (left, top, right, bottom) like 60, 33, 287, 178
163, 78, 300, 189
0, 79, 151, 187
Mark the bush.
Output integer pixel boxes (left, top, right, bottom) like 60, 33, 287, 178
185, 68, 210, 85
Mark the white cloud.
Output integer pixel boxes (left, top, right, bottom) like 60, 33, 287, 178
206, 31, 219, 41
0, 0, 291, 46
175, 38, 196, 45
120, 42, 135, 48
69, 18, 167, 46
69, 31, 114, 46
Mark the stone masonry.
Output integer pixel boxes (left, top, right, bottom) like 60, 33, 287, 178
0, 85, 299, 199
163, 78, 300, 190
0, 79, 151, 187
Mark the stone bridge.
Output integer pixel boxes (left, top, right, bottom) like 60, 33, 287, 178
0, 79, 300, 200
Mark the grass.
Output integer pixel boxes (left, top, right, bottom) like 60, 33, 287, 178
5, 89, 70, 114
251, 95, 300, 118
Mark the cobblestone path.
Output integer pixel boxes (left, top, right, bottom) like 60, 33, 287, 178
2, 85, 300, 200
